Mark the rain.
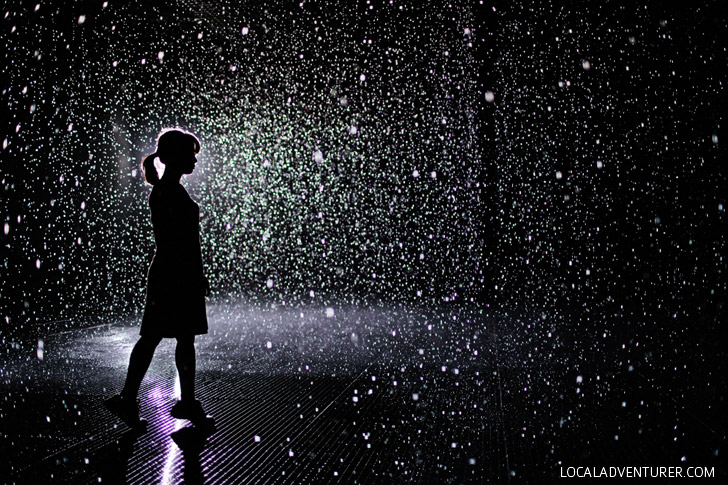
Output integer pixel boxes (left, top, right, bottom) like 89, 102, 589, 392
1, 0, 725, 482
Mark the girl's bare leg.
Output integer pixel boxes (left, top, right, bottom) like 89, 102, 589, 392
175, 335, 196, 402
121, 335, 163, 400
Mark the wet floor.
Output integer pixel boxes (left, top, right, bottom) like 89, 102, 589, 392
1, 300, 724, 483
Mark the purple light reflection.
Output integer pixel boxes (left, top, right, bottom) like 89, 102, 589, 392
160, 373, 183, 485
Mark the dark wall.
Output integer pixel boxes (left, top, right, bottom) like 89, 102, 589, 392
488, 1, 726, 325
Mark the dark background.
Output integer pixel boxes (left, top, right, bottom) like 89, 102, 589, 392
1, 0, 725, 346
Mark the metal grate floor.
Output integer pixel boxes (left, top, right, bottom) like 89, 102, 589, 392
1, 301, 723, 483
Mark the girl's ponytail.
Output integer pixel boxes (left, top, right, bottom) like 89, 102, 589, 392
141, 152, 160, 185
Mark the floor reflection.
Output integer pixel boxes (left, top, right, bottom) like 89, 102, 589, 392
95, 427, 147, 484
171, 425, 215, 484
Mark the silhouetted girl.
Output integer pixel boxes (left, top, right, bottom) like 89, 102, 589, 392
106, 128, 212, 428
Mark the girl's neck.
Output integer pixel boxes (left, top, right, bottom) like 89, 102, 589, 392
161, 171, 182, 184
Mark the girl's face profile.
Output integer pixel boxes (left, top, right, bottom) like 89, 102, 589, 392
181, 150, 197, 175
175, 140, 198, 175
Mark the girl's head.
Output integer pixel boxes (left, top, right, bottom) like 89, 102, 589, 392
141, 128, 201, 185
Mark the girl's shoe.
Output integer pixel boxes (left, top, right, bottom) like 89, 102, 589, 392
105, 394, 148, 430
170, 399, 215, 429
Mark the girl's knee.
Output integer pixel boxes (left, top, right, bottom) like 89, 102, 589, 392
141, 335, 162, 346
176, 335, 195, 347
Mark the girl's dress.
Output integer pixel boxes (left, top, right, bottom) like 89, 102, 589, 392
140, 180, 208, 337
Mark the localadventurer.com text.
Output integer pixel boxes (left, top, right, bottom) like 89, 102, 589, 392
560, 466, 715, 479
